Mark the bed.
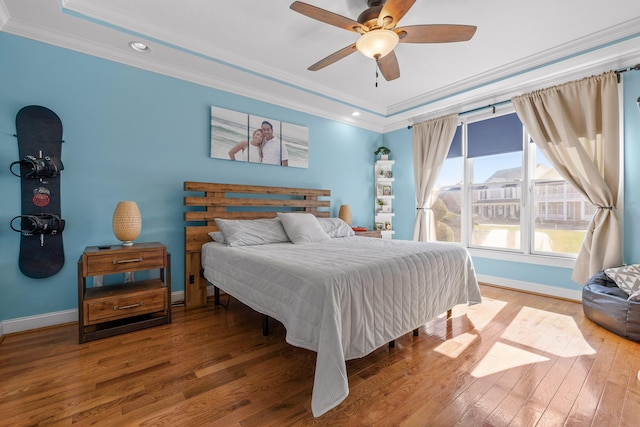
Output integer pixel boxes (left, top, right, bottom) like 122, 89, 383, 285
183, 182, 481, 416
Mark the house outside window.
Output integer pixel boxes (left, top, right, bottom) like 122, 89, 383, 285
431, 112, 594, 259
530, 141, 595, 255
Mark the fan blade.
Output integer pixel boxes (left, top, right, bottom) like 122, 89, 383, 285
397, 24, 477, 43
377, 50, 400, 81
308, 43, 358, 71
378, 0, 416, 28
290, 1, 367, 33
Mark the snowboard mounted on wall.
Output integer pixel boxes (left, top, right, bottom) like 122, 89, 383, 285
10, 105, 65, 278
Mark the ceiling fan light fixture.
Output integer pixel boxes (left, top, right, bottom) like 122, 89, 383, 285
356, 29, 399, 59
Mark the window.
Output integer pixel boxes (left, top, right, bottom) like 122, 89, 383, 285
433, 127, 463, 243
469, 114, 523, 251
529, 142, 594, 256
432, 112, 594, 259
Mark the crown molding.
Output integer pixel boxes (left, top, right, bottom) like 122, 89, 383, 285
386, 17, 640, 117
382, 35, 640, 133
60, 0, 389, 116
3, 3, 639, 135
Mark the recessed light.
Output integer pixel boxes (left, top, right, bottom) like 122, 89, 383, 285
129, 41, 151, 53
351, 111, 361, 117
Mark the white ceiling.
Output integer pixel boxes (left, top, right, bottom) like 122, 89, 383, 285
1, 0, 639, 131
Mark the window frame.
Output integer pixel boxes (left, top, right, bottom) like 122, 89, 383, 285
438, 108, 596, 269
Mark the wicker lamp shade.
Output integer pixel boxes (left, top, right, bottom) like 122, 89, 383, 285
338, 204, 352, 225
112, 201, 142, 246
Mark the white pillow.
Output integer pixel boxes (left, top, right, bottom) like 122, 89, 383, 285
604, 264, 640, 301
214, 218, 290, 247
277, 213, 331, 244
317, 217, 355, 238
207, 231, 226, 244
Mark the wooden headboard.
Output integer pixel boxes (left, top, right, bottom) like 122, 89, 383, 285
183, 182, 331, 308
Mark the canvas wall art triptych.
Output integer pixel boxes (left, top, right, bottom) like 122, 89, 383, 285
210, 106, 309, 168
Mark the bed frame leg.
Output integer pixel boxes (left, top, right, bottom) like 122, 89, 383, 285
413, 328, 419, 336
263, 315, 269, 336
447, 309, 452, 318
214, 286, 220, 305
388, 340, 395, 348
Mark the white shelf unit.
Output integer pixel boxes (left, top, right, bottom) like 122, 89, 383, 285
375, 159, 395, 239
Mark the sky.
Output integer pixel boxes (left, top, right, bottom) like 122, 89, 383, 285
437, 146, 552, 187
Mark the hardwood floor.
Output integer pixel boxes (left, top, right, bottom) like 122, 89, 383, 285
1, 284, 639, 426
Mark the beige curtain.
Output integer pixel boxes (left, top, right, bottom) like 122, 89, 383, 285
412, 114, 458, 241
512, 71, 621, 284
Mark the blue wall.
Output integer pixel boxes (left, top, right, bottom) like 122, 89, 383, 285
0, 33, 381, 321
2, 31, 639, 323
622, 71, 640, 263
384, 70, 640, 292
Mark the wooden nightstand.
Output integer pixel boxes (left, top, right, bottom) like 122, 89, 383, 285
77, 242, 171, 343
354, 230, 382, 238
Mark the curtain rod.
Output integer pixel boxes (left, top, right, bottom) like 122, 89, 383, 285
407, 99, 511, 129
408, 63, 640, 129
615, 63, 640, 83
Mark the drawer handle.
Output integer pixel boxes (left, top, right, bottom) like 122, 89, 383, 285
113, 301, 144, 311
112, 257, 144, 265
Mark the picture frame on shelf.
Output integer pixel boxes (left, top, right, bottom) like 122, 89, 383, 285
375, 222, 384, 230
382, 185, 391, 196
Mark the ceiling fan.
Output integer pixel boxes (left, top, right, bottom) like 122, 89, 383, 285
290, 0, 477, 81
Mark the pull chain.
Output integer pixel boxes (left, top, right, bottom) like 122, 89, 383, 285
375, 61, 379, 88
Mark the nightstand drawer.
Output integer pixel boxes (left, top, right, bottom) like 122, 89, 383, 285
83, 281, 167, 325
85, 248, 165, 275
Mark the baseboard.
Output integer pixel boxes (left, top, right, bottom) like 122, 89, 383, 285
0, 280, 580, 335
1, 309, 78, 335
477, 274, 582, 302
0, 291, 185, 335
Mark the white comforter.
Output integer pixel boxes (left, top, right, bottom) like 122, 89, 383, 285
201, 236, 481, 416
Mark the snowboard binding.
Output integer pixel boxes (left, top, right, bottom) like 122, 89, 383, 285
10, 214, 65, 236
10, 155, 64, 178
